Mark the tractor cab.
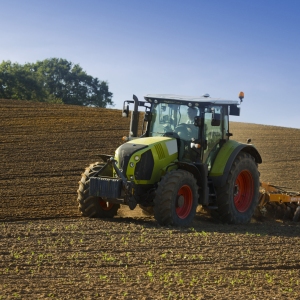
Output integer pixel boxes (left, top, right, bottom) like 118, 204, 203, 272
142, 94, 241, 170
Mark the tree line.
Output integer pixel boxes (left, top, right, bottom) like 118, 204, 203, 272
0, 58, 114, 107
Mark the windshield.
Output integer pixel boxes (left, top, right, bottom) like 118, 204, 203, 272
149, 103, 200, 141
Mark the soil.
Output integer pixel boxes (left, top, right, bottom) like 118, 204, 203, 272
1, 99, 300, 299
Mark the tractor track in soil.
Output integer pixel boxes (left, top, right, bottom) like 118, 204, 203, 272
0, 99, 300, 299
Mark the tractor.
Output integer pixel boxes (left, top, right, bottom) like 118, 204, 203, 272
77, 92, 262, 226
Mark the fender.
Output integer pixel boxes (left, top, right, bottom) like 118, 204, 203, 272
209, 140, 262, 187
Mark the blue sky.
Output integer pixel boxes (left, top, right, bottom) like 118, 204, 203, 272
1, 0, 300, 128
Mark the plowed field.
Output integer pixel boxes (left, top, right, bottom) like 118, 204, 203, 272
1, 99, 300, 299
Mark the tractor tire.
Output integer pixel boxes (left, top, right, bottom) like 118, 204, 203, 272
77, 162, 120, 218
153, 170, 198, 226
215, 152, 260, 224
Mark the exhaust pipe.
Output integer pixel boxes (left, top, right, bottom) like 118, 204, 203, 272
129, 94, 139, 137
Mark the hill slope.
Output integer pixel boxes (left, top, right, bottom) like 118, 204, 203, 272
0, 99, 299, 220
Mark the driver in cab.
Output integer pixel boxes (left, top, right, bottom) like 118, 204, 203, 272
176, 107, 198, 141
186, 107, 198, 124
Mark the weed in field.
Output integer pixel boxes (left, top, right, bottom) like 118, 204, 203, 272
281, 287, 293, 293
190, 276, 199, 286
119, 272, 127, 283
215, 275, 223, 284
200, 230, 208, 236
102, 252, 115, 262
147, 270, 154, 282
121, 236, 129, 245
12, 252, 21, 259
12, 292, 20, 298
265, 273, 273, 284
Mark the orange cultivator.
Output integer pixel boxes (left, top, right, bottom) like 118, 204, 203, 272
258, 182, 300, 221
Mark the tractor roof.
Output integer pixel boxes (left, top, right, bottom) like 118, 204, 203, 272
144, 94, 239, 106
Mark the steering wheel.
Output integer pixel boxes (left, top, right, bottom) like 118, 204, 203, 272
163, 132, 180, 139
174, 123, 192, 140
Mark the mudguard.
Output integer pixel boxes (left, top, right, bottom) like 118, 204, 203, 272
209, 140, 262, 187
177, 161, 209, 205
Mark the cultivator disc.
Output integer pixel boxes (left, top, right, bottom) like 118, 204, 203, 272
258, 182, 300, 222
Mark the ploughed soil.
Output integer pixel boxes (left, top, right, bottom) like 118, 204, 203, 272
1, 99, 300, 299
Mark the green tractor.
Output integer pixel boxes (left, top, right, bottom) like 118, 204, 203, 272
77, 92, 262, 226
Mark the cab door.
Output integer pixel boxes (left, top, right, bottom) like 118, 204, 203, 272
203, 106, 227, 170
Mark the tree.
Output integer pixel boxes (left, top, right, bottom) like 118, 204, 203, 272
0, 61, 46, 101
0, 58, 114, 107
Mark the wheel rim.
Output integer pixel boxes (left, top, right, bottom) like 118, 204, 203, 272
176, 185, 193, 219
234, 170, 254, 212
99, 199, 114, 211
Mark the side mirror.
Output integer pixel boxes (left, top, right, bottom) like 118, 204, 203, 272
122, 104, 129, 117
229, 105, 240, 116
211, 113, 221, 126
144, 112, 152, 122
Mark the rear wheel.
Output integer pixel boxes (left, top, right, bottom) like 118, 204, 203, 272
77, 162, 120, 218
215, 152, 259, 224
153, 170, 198, 226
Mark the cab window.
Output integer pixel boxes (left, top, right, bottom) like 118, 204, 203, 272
203, 106, 223, 168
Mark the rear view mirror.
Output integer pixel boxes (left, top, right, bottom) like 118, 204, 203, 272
122, 104, 129, 117
229, 105, 240, 116
144, 112, 152, 122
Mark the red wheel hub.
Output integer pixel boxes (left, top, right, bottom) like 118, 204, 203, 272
176, 185, 193, 219
234, 170, 254, 212
99, 199, 114, 211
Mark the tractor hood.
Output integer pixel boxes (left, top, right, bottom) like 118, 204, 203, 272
115, 137, 178, 184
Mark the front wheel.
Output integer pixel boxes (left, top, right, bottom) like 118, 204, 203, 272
77, 162, 120, 218
153, 170, 199, 226
215, 152, 260, 224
